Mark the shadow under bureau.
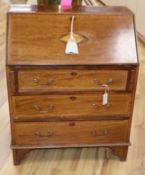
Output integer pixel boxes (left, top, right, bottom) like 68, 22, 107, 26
6, 5, 139, 165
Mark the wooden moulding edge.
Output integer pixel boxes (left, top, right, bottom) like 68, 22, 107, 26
11, 142, 131, 149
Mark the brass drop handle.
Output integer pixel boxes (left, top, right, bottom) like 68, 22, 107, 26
93, 79, 100, 84
92, 103, 111, 109
93, 78, 113, 85
33, 104, 54, 113
33, 78, 54, 86
92, 103, 99, 109
34, 131, 54, 138
91, 129, 108, 137
33, 78, 39, 83
92, 103, 104, 112
107, 78, 113, 84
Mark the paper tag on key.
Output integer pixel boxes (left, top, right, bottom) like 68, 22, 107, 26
102, 84, 109, 105
102, 92, 108, 105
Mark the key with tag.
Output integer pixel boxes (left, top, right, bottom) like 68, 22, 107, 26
102, 84, 109, 105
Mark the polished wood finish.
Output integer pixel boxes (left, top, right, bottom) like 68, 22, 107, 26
17, 69, 129, 93
111, 146, 128, 161
6, 5, 139, 165
7, 5, 138, 66
12, 149, 32, 165
14, 120, 129, 145
12, 94, 131, 121
9, 4, 134, 14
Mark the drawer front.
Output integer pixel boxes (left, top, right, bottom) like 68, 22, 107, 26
14, 120, 129, 145
17, 69, 128, 93
12, 94, 131, 121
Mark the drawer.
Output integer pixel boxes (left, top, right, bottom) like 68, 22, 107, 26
14, 120, 129, 145
17, 69, 128, 93
12, 94, 131, 121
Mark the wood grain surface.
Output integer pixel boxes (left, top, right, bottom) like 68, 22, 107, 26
0, 0, 144, 174
17, 69, 129, 93
14, 120, 129, 145
12, 94, 131, 121
7, 5, 138, 66
6, 4, 139, 165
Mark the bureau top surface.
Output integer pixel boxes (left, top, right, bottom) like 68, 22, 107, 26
7, 5, 138, 66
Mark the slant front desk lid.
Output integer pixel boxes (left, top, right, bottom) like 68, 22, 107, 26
7, 5, 138, 66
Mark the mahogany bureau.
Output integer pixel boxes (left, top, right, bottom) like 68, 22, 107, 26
6, 5, 139, 165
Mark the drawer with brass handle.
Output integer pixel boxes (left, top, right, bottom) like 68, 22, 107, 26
33, 104, 54, 114
7, 6, 139, 164
12, 94, 131, 121
16, 69, 129, 94
14, 120, 129, 146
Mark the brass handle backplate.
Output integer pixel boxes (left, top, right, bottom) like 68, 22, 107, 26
33, 78, 54, 86
34, 131, 54, 138
33, 104, 54, 113
91, 129, 108, 137
93, 78, 113, 85
92, 103, 110, 109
